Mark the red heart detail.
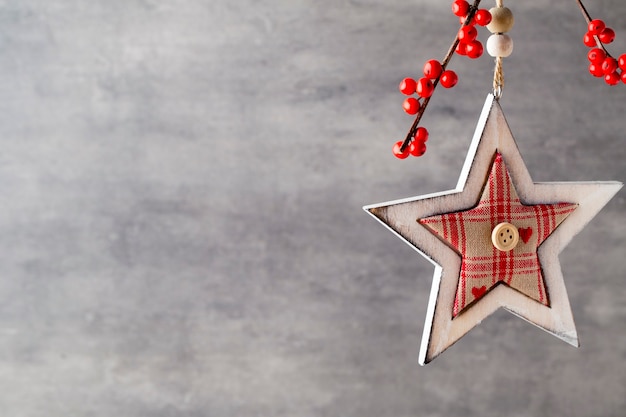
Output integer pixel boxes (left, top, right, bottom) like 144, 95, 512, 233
519, 227, 533, 244
471, 285, 487, 299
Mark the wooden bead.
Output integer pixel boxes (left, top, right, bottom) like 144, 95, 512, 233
487, 7, 514, 33
486, 34, 514, 57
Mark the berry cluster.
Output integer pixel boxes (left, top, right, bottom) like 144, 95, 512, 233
393, 1, 491, 160
393, 127, 429, 159
453, 1, 492, 59
399, 59, 459, 115
583, 19, 615, 47
396, 60, 457, 159
583, 19, 626, 86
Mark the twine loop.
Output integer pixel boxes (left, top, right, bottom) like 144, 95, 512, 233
493, 56, 504, 99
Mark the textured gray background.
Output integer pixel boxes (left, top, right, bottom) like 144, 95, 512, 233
0, 0, 625, 416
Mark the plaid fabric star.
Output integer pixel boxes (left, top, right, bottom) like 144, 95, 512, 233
419, 153, 577, 317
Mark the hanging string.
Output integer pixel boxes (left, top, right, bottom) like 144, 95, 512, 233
493, 56, 504, 99
492, 0, 506, 99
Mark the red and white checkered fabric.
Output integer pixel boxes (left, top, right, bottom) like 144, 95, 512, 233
419, 153, 577, 317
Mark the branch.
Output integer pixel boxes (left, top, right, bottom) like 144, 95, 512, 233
574, 0, 611, 55
400, 0, 483, 153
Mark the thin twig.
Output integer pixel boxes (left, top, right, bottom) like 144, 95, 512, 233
574, 0, 593, 23
400, 0, 482, 152
574, 0, 611, 55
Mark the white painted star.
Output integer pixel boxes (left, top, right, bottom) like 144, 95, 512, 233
364, 95, 622, 365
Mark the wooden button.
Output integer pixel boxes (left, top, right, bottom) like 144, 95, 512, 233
491, 222, 519, 252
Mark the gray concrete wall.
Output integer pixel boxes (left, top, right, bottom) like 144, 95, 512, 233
0, 0, 624, 416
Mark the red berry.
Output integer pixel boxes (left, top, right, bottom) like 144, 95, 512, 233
588, 19, 606, 35
589, 63, 604, 77
399, 77, 417, 95
587, 48, 606, 63
455, 42, 468, 56
440, 70, 459, 88
414, 127, 429, 143
452, 0, 470, 17
423, 60, 443, 79
466, 40, 484, 59
599, 28, 615, 44
409, 141, 427, 157
474, 9, 492, 26
622, 71, 626, 84
605, 71, 620, 86
416, 78, 434, 98
583, 32, 597, 47
619, 54, 626, 70
601, 57, 618, 75
458, 25, 478, 42
393, 141, 410, 159
403, 97, 420, 115
459, 15, 476, 25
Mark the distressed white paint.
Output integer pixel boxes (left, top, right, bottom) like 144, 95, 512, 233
364, 95, 623, 365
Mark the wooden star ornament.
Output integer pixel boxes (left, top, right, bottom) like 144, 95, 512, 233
364, 94, 622, 365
